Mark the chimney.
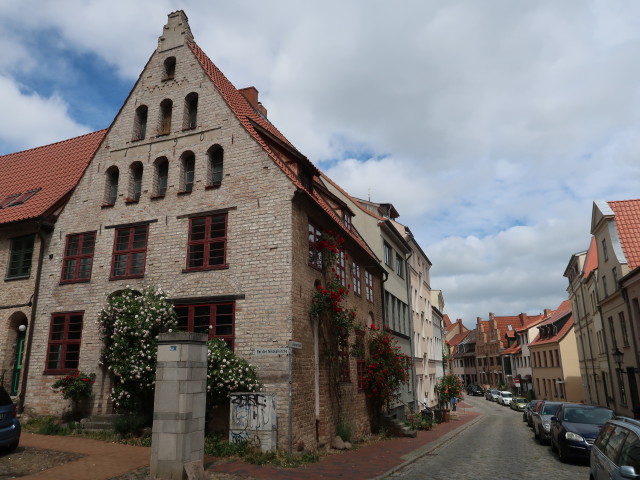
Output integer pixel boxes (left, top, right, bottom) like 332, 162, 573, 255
489, 312, 495, 320
239, 86, 267, 118
544, 309, 552, 316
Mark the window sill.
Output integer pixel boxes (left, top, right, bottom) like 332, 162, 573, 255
109, 274, 145, 281
44, 369, 77, 376
177, 190, 192, 196
150, 195, 165, 201
182, 126, 196, 132
183, 264, 229, 273
205, 184, 221, 190
157, 132, 170, 138
60, 278, 91, 285
124, 198, 139, 205
4, 274, 31, 282
101, 203, 115, 209
307, 262, 323, 272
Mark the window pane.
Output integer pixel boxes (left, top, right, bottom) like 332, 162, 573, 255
193, 306, 211, 334
132, 227, 147, 249
191, 218, 206, 241
51, 317, 66, 341
81, 233, 95, 255
78, 258, 92, 279
210, 216, 226, 238
47, 345, 61, 370
113, 254, 128, 276
115, 230, 130, 251
188, 244, 204, 268
208, 241, 225, 265
64, 344, 80, 369
68, 315, 83, 340
130, 253, 145, 275
66, 236, 79, 256
63, 259, 77, 280
175, 306, 189, 331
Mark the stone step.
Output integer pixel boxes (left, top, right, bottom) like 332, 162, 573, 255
80, 414, 121, 432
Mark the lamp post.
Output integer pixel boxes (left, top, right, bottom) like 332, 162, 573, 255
613, 348, 624, 371
612, 347, 627, 406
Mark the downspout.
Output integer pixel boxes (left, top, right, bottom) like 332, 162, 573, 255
18, 225, 48, 413
403, 251, 418, 411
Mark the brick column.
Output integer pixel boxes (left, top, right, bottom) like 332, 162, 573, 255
150, 332, 207, 480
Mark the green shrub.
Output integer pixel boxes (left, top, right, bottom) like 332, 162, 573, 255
336, 417, 353, 442
114, 414, 149, 437
204, 433, 250, 457
244, 449, 319, 468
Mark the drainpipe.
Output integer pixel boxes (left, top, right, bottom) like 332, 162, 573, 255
18, 224, 49, 413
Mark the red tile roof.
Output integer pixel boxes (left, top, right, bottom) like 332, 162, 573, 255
0, 130, 106, 226
501, 341, 521, 355
608, 199, 640, 269
529, 300, 574, 346
448, 330, 470, 347
188, 41, 378, 262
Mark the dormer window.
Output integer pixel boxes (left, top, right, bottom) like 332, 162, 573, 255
163, 56, 176, 80
129, 162, 143, 202
159, 99, 173, 136
207, 145, 223, 187
184, 92, 198, 130
180, 151, 195, 193
104, 166, 119, 206
133, 105, 148, 141
344, 212, 352, 230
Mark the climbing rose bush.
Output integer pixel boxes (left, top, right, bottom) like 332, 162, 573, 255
361, 324, 412, 406
98, 286, 177, 413
51, 371, 96, 401
206, 339, 262, 405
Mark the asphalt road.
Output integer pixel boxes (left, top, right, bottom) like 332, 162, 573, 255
387, 395, 589, 480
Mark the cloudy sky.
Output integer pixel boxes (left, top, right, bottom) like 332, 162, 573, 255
2, 0, 640, 327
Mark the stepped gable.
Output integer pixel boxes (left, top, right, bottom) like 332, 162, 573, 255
188, 40, 376, 260
0, 130, 106, 225
608, 199, 640, 269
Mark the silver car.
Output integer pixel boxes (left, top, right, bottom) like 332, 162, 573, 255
591, 417, 640, 479
532, 400, 563, 444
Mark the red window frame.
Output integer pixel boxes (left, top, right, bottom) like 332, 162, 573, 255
110, 225, 149, 279
174, 302, 235, 349
45, 312, 83, 374
61, 232, 96, 283
356, 329, 366, 390
308, 223, 322, 270
365, 270, 374, 303
352, 263, 362, 296
186, 213, 228, 271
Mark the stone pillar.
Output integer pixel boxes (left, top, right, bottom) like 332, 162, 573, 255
150, 332, 208, 480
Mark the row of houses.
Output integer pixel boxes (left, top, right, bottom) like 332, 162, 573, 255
446, 199, 640, 420
0, 11, 447, 450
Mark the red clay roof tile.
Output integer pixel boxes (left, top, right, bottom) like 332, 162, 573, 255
608, 199, 640, 269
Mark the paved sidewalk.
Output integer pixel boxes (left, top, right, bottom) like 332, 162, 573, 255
16, 402, 482, 480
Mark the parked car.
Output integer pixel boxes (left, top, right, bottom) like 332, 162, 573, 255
532, 401, 563, 444
524, 400, 543, 426
550, 403, 615, 462
466, 385, 484, 396
591, 417, 640, 479
486, 389, 499, 402
497, 391, 513, 406
510, 397, 528, 412
0, 386, 20, 453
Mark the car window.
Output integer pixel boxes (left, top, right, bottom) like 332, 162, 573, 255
0, 386, 12, 406
595, 422, 617, 450
603, 426, 629, 464
618, 432, 640, 471
542, 403, 561, 415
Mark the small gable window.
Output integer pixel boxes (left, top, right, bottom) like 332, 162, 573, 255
7, 234, 35, 279
163, 56, 176, 80
128, 162, 143, 202
180, 151, 195, 193
153, 157, 169, 198
207, 145, 223, 187
133, 105, 148, 141
104, 166, 119, 206
184, 92, 198, 130
159, 99, 173, 136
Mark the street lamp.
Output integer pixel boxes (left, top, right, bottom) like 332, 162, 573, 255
613, 348, 624, 372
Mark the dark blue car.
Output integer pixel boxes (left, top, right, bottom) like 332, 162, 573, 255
0, 386, 20, 453
550, 403, 615, 462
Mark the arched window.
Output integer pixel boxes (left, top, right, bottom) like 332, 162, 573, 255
180, 151, 195, 193
133, 105, 148, 141
105, 166, 119, 205
129, 162, 143, 202
159, 99, 173, 136
153, 157, 169, 197
163, 57, 176, 80
207, 145, 223, 187
184, 92, 198, 130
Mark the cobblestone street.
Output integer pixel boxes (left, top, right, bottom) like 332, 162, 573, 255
388, 396, 589, 479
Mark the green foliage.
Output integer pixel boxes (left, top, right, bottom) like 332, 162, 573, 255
361, 325, 412, 405
114, 414, 150, 437
434, 374, 464, 409
99, 286, 178, 414
244, 448, 320, 467
310, 275, 357, 349
206, 339, 262, 405
336, 417, 353, 442
51, 371, 95, 402
204, 433, 250, 457
404, 413, 433, 431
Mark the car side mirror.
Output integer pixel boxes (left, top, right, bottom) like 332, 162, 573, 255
619, 466, 639, 479
550, 416, 559, 423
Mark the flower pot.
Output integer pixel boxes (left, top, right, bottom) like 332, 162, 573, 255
442, 409, 451, 423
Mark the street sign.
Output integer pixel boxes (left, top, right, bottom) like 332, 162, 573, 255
514, 379, 520, 385
288, 341, 302, 350
254, 347, 289, 355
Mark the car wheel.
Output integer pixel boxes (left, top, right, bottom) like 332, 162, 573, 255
557, 442, 567, 463
534, 426, 539, 440
550, 437, 557, 452
3, 440, 18, 454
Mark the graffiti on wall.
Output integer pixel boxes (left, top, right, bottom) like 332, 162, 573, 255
229, 392, 277, 451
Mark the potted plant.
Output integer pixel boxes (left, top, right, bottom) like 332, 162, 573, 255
434, 374, 463, 422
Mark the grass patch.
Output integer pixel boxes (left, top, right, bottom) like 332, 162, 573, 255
244, 448, 320, 468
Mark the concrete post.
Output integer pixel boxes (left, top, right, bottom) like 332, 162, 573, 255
150, 332, 208, 480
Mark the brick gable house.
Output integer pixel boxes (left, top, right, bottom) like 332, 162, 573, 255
0, 131, 105, 408
22, 11, 385, 449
